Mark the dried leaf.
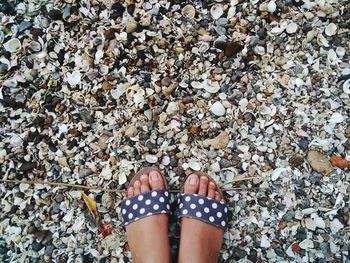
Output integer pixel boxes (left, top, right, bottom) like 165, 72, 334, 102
292, 243, 301, 254
80, 191, 99, 222
330, 155, 349, 168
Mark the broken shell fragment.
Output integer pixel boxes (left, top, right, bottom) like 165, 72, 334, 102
325, 23, 337, 36
210, 101, 226, 116
4, 38, 22, 53
182, 5, 196, 19
211, 4, 224, 20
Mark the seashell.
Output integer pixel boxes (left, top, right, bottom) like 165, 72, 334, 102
343, 79, 350, 94
182, 5, 196, 19
257, 105, 271, 115
327, 49, 338, 65
270, 27, 284, 35
267, 0, 276, 13
336, 47, 345, 58
99, 65, 109, 76
286, 22, 298, 34
317, 33, 329, 47
325, 23, 337, 36
210, 101, 226, 116
3, 38, 22, 53
67, 70, 81, 86
253, 46, 265, 55
145, 154, 158, 164
3, 79, 17, 88
190, 81, 203, 89
162, 156, 170, 166
126, 19, 138, 33
204, 80, 220, 93
188, 161, 201, 171
210, 4, 224, 20
329, 112, 344, 124
29, 41, 41, 52
299, 239, 314, 249
227, 6, 236, 19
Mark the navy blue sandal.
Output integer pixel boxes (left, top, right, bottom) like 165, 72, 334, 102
121, 167, 171, 226
177, 172, 228, 229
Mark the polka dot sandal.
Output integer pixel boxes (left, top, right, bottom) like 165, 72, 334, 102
177, 173, 228, 229
120, 167, 171, 226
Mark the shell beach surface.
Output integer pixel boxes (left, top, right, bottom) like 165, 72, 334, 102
0, 0, 349, 262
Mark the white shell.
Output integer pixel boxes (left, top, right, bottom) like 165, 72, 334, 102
99, 64, 109, 75
29, 41, 41, 52
188, 161, 201, 171
336, 47, 345, 57
343, 79, 350, 94
182, 5, 196, 19
67, 70, 81, 86
267, 0, 276, 13
270, 27, 284, 35
329, 112, 344, 124
210, 4, 224, 20
254, 46, 265, 55
204, 80, 220, 93
210, 101, 225, 116
313, 215, 326, 229
146, 154, 158, 163
191, 81, 203, 89
299, 239, 314, 249
325, 23, 337, 36
286, 22, 298, 34
4, 38, 22, 53
3, 78, 17, 88
317, 33, 329, 47
161, 156, 170, 166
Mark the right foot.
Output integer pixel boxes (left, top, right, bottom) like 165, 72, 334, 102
178, 173, 225, 263
124, 169, 171, 263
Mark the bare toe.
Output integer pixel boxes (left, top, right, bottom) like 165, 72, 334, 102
140, 174, 151, 193
215, 191, 221, 201
207, 182, 216, 199
184, 174, 199, 194
149, 170, 165, 190
198, 176, 208, 196
127, 186, 134, 198
134, 180, 141, 195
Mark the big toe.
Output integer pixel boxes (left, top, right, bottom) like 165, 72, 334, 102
183, 174, 199, 194
149, 170, 165, 190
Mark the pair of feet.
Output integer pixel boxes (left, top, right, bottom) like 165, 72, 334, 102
125, 170, 225, 263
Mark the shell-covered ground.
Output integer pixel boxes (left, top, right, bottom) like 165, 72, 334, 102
0, 0, 349, 262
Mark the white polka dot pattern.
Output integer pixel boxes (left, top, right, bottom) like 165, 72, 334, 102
121, 190, 171, 225
177, 193, 228, 229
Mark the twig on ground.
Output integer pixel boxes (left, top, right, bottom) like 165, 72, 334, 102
0, 177, 258, 193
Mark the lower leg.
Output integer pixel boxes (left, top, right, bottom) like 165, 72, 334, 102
125, 172, 171, 263
178, 174, 224, 263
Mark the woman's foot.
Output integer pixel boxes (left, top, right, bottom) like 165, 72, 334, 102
125, 170, 171, 263
178, 174, 225, 263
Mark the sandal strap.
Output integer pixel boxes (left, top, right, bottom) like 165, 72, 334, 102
121, 189, 170, 225
177, 193, 228, 229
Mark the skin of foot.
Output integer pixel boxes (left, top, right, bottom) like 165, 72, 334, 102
178, 174, 225, 263
125, 170, 171, 263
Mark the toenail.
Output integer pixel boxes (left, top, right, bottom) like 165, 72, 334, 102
200, 176, 208, 181
150, 172, 160, 182
189, 174, 198, 185
140, 174, 148, 180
